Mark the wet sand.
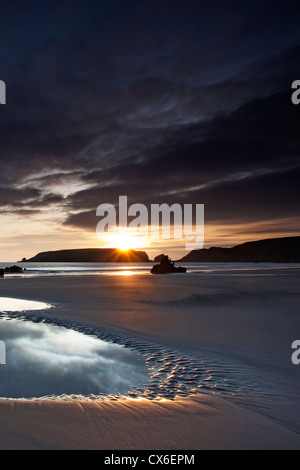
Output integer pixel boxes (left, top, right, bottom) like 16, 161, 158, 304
0, 269, 300, 449
1, 394, 300, 450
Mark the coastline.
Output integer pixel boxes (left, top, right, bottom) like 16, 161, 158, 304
0, 269, 300, 449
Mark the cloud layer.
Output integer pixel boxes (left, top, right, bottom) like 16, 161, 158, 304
0, 0, 299, 255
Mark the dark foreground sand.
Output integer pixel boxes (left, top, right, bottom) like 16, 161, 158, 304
0, 269, 300, 450
1, 394, 300, 450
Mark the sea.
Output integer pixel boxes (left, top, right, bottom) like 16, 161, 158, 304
1, 261, 300, 277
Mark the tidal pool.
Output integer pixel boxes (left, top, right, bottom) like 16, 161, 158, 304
0, 297, 52, 312
0, 317, 149, 399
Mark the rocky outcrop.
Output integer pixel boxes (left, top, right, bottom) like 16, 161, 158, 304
154, 254, 166, 263
4, 265, 23, 273
178, 237, 300, 263
151, 255, 186, 274
25, 248, 150, 263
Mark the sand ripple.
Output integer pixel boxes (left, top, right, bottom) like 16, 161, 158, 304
0, 309, 274, 404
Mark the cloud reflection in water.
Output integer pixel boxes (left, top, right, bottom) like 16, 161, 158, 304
0, 318, 148, 399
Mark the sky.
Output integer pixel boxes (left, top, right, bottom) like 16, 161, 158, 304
0, 0, 300, 261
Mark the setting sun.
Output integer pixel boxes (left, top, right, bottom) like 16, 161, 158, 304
116, 235, 134, 251
109, 230, 143, 251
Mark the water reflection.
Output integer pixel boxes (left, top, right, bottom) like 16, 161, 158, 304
0, 318, 148, 399
0, 297, 52, 312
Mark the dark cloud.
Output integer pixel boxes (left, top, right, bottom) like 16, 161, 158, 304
62, 89, 300, 229
0, 185, 64, 213
0, 0, 299, 248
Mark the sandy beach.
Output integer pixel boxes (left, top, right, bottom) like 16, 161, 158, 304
1, 0, 299, 454
0, 268, 300, 450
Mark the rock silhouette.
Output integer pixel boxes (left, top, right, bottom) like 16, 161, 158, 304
154, 254, 165, 263
25, 248, 149, 263
178, 237, 300, 263
4, 265, 23, 273
151, 255, 186, 274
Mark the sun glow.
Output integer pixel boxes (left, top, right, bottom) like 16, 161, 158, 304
109, 230, 143, 251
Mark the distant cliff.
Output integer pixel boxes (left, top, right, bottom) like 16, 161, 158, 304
178, 237, 300, 263
24, 248, 150, 263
